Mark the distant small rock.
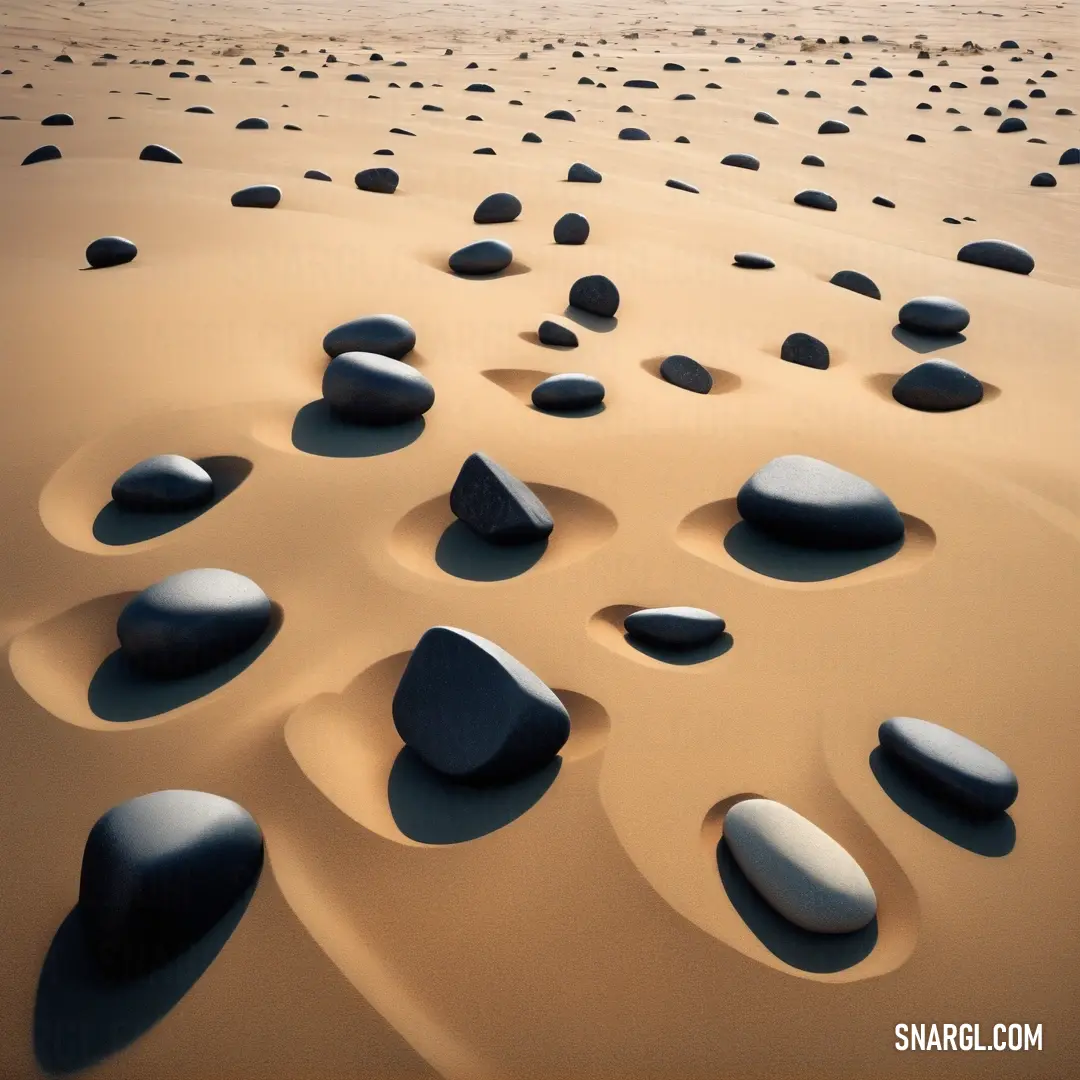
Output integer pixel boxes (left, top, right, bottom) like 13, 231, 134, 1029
623, 79, 659, 88
869, 66, 892, 78
465, 83, 495, 92
794, 189, 837, 211
545, 108, 575, 121
304, 169, 332, 181
139, 143, 182, 163
997, 116, 1026, 132
618, 126, 650, 140
754, 110, 779, 124
817, 119, 849, 134
666, 178, 699, 193
801, 154, 825, 166
734, 252, 774, 269
721, 152, 760, 170
236, 116, 270, 129
41, 112, 75, 126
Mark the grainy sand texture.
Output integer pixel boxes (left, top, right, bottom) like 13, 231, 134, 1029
1, 0, 1079, 1076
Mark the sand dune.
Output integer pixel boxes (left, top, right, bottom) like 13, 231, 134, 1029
1, 0, 1079, 1075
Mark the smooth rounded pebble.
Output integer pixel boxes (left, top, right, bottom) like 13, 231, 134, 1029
802, 154, 825, 167
79, 790, 264, 977
322, 352, 434, 424
869, 66, 892, 78
186, 105, 214, 114
721, 152, 760, 170
891, 359, 984, 411
1030, 172, 1056, 188
22, 144, 63, 165
830, 270, 880, 300
86, 235, 137, 269
624, 79, 659, 88
448, 238, 513, 275
392, 626, 569, 783
1060, 148, 1079, 165
723, 799, 877, 934
569, 274, 619, 317
531, 373, 604, 410
878, 716, 1018, 814
898, 295, 970, 335
42, 113, 75, 126
545, 108, 575, 121
623, 606, 726, 649
794, 189, 837, 211
450, 451, 554, 545
567, 162, 601, 183
818, 119, 849, 134
781, 332, 830, 370
323, 314, 416, 360
660, 354, 712, 394
736, 454, 905, 550
236, 117, 270, 129
537, 320, 579, 347
997, 116, 1026, 133
355, 167, 399, 193
139, 143, 182, 163
473, 191, 521, 224
111, 454, 213, 511
553, 212, 589, 245
754, 111, 779, 125
957, 239, 1034, 275
734, 252, 774, 270
231, 184, 281, 208
116, 569, 273, 679
304, 169, 332, 181
618, 126, 650, 140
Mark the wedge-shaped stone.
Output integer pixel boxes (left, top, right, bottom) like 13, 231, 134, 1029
450, 451, 554, 544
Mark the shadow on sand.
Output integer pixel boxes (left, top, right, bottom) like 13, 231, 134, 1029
717, 840, 878, 973
87, 606, 283, 723
34, 884, 257, 1075
891, 325, 967, 355
291, 401, 425, 458
388, 747, 561, 844
92, 456, 253, 546
869, 747, 1016, 857
723, 521, 903, 582
562, 306, 619, 333
434, 520, 548, 581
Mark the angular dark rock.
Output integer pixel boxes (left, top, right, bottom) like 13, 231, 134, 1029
449, 451, 554, 545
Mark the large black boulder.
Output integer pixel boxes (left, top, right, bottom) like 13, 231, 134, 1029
450, 451, 554, 545
392, 626, 570, 784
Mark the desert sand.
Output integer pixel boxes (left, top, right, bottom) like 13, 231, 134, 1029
1, 0, 1079, 1075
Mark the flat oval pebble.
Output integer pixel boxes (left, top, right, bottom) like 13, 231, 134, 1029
553, 212, 589, 245
794, 189, 837, 211
42, 113, 74, 125
531, 373, 604, 410
818, 119, 849, 134
736, 454, 905, 550
891, 359, 984, 411
236, 117, 269, 129
111, 453, 214, 511
569, 274, 619, 317
898, 295, 970, 335
86, 235, 137, 269
355, 167, 399, 193
474, 191, 521, 224
723, 798, 877, 934
116, 568, 273, 679
721, 152, 760, 170
734, 252, 774, 269
79, 790, 264, 977
802, 154, 825, 166
322, 352, 434, 424
830, 269, 880, 300
659, 354, 712, 394
878, 716, 1018, 813
231, 184, 281, 208
323, 314, 416, 360
392, 626, 569, 783
957, 239, 1034, 275
618, 126, 650, 140
449, 451, 554, 545
448, 239, 513, 275
623, 606, 726, 649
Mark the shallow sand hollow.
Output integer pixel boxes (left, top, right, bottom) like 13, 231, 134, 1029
1, 0, 1079, 1076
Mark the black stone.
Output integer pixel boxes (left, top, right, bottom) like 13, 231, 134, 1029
666, 178, 699, 193
538, 320, 578, 347
802, 154, 825, 166
818, 119, 848, 133
322, 352, 434, 424
897, 296, 970, 335
42, 113, 75, 125
231, 184, 281, 208
304, 168, 332, 181
449, 451, 554, 545
545, 108, 575, 120
111, 454, 213, 510
957, 239, 1034, 275
997, 116, 1026, 132
139, 143, 182, 163
660, 354, 712, 394
22, 144, 63, 165
449, 239, 513, 275
553, 212, 589, 245
569, 274, 619, 317
323, 314, 415, 360
734, 252, 774, 269
531, 373, 604, 410
794, 189, 837, 211
235, 117, 269, 129
892, 359, 984, 412
721, 152, 760, 170
473, 191, 521, 223
780, 332, 830, 370
355, 167, 399, 193
618, 126, 650, 139
623, 607, 726, 649
830, 270, 880, 299
1030, 171, 1056, 187
754, 110, 779, 124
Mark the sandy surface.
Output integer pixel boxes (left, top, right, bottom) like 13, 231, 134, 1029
2, 0, 1079, 1076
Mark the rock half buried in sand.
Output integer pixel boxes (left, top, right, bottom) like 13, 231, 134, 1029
818, 119, 849, 134
660, 354, 712, 393
736, 455, 905, 550
753, 110, 779, 125
86, 235, 138, 269
531, 373, 604, 410
898, 295, 970, 335
891, 359, 983, 411
116, 569, 273, 679
956, 240, 1034, 275
42, 112, 75, 125
997, 116, 1026, 133
22, 144, 63, 165
794, 189, 837, 211
235, 116, 270, 129
830, 269, 881, 300
1030, 171, 1056, 188
723, 799, 877, 934
450, 451, 554, 545
567, 162, 602, 183
231, 184, 281, 208
1060, 147, 1080, 165
473, 191, 521, 224
721, 152, 760, 170
545, 108, 575, 121
111, 454, 214, 511
538, 320, 579, 347
666, 178, 699, 193
618, 126, 650, 140
304, 169, 332, 181
878, 716, 1018, 814
780, 332, 830, 370
139, 143, 182, 163
734, 252, 774, 269
354, 166, 399, 193
322, 352, 434, 424
568, 274, 619, 317
553, 212, 589, 244
322, 314, 416, 360
392, 626, 570, 784
448, 239, 513, 275
78, 789, 264, 978
623, 606, 726, 649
